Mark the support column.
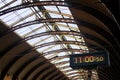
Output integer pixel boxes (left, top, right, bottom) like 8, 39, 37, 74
87, 70, 92, 80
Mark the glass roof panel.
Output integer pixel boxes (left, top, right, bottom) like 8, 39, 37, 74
58, 6, 73, 19
0, 0, 99, 80
0, 2, 5, 8
44, 6, 63, 18
44, 6, 58, 11
57, 52, 69, 56
0, 0, 21, 10
70, 44, 81, 49
49, 13, 63, 18
61, 67, 71, 71
64, 35, 76, 41
54, 58, 69, 63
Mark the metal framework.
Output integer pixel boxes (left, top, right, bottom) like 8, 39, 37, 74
0, 1, 119, 45
0, 18, 114, 48
0, 0, 120, 80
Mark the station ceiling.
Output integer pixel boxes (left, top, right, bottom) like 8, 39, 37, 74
0, 0, 120, 80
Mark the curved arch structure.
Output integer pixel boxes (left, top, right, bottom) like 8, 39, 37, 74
0, 0, 120, 80
0, 1, 119, 41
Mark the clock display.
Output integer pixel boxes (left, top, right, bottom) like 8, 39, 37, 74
70, 51, 110, 69
74, 55, 104, 64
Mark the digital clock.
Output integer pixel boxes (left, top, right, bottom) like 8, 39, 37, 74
70, 51, 110, 69
73, 55, 104, 63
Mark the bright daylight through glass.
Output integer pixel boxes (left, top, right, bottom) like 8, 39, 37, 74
0, 0, 99, 80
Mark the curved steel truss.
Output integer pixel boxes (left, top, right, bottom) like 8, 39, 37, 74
0, 0, 120, 80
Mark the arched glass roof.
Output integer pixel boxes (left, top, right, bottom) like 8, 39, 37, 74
0, 0, 99, 80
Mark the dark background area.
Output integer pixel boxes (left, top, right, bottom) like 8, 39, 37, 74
101, 0, 120, 25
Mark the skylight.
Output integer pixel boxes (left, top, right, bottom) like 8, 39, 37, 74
0, 0, 99, 80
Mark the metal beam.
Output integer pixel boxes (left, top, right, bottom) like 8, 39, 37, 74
0, 18, 113, 51
30, 66, 56, 80
40, 69, 57, 80
12, 54, 40, 80
31, 67, 56, 80
22, 60, 49, 80
0, 1, 119, 42
0, 47, 33, 80
0, 32, 103, 80
52, 73, 63, 80
48, 72, 61, 80
0, 18, 116, 52
0, 1, 119, 51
